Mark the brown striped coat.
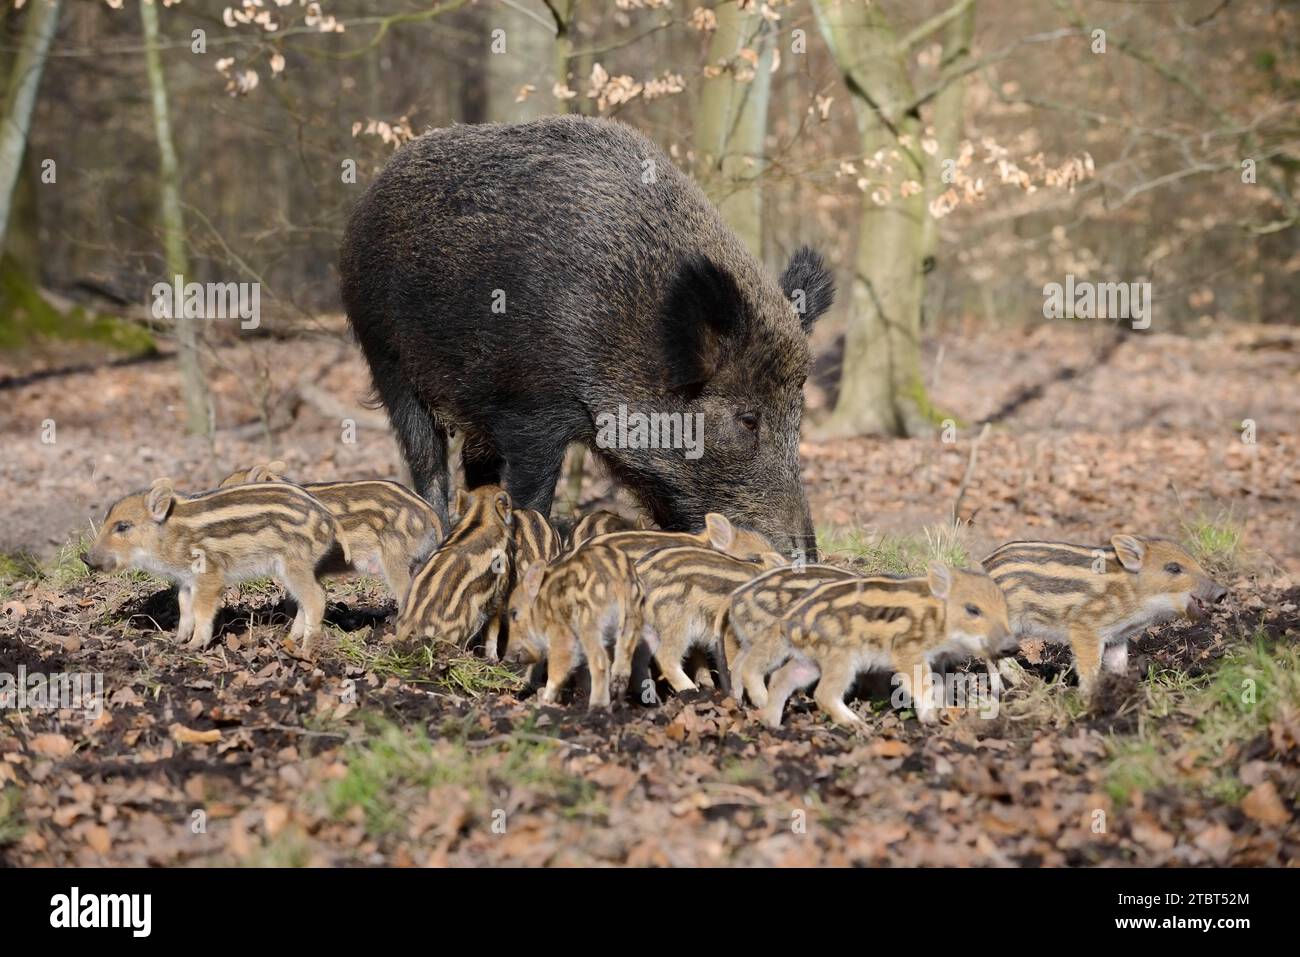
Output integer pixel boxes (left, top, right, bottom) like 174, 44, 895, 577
982, 535, 1226, 695
587, 512, 783, 565
567, 509, 636, 549
220, 464, 444, 603
395, 486, 514, 653
721, 563, 859, 707
83, 479, 346, 655
757, 564, 1013, 728
506, 542, 644, 709
635, 544, 783, 694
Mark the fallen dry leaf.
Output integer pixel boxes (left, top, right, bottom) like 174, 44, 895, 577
169, 724, 221, 745
30, 733, 74, 758
1241, 781, 1291, 826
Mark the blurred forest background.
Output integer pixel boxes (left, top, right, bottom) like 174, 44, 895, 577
0, 0, 1296, 456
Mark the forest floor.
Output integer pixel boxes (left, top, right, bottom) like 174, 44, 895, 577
1, 319, 1297, 866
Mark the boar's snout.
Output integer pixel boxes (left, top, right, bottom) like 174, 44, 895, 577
81, 549, 107, 572
752, 516, 817, 563
784, 500, 819, 562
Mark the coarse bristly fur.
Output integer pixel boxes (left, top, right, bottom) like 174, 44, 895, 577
505, 542, 646, 710
219, 462, 445, 604
981, 535, 1227, 696
394, 485, 514, 654
83, 479, 346, 656
340, 115, 833, 557
757, 564, 1016, 729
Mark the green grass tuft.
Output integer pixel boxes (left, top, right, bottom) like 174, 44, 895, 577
1180, 509, 1244, 577
1104, 631, 1300, 805
0, 788, 24, 846
325, 718, 593, 836
818, 522, 972, 576
42, 535, 94, 588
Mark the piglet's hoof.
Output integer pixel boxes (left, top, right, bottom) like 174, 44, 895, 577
282, 636, 317, 662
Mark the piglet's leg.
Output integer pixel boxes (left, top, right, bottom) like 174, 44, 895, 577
1069, 626, 1104, 698
542, 632, 576, 706
185, 576, 225, 651
758, 657, 819, 729
582, 629, 612, 711
176, 584, 195, 645
608, 602, 637, 704
282, 565, 327, 657
481, 613, 502, 662
813, 654, 864, 727
893, 651, 937, 725
381, 545, 411, 606
652, 622, 697, 694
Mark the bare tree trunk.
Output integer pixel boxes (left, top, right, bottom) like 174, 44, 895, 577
0, 0, 61, 249
920, 2, 974, 264
693, 2, 775, 258
814, 0, 932, 438
141, 0, 210, 436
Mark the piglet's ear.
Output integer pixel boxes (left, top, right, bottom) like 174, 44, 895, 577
705, 512, 735, 550
451, 488, 470, 524
494, 491, 513, 527
522, 561, 546, 601
927, 562, 952, 600
1111, 535, 1145, 572
252, 460, 287, 482
147, 479, 175, 523
780, 246, 834, 333
660, 253, 745, 397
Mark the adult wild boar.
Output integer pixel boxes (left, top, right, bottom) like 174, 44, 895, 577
339, 115, 832, 556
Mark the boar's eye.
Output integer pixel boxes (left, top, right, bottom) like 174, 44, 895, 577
964, 603, 981, 617
1164, 562, 1183, 575
113, 521, 132, 534
737, 411, 759, 433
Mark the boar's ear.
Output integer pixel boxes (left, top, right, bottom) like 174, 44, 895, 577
927, 562, 952, 600
1111, 535, 1145, 572
494, 491, 514, 527
146, 479, 174, 523
661, 254, 745, 396
704, 513, 735, 550
780, 246, 834, 333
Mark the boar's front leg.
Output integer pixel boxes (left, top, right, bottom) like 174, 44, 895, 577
498, 437, 567, 516
373, 375, 452, 525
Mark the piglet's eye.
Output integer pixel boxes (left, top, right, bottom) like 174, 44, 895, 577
965, 603, 981, 617
113, 522, 132, 534
1164, 562, 1183, 575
